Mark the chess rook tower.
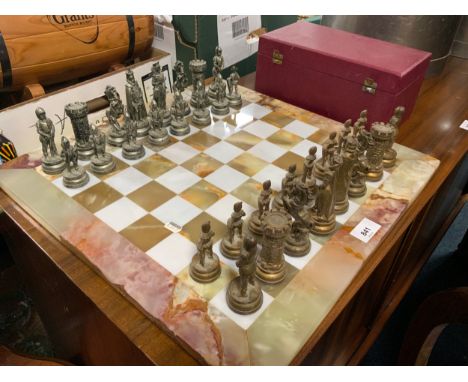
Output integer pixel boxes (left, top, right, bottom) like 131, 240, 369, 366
189, 59, 207, 107
256, 210, 292, 284
366, 122, 394, 181
64, 102, 94, 160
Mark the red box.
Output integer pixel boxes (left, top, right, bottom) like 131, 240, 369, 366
255, 22, 431, 127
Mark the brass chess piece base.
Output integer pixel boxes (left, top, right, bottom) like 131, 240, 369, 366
348, 183, 366, 198
272, 192, 285, 211
42, 155, 65, 175
284, 228, 311, 258
226, 278, 263, 314
220, 236, 242, 259
122, 142, 145, 160
90, 153, 116, 174
383, 148, 397, 168
256, 261, 286, 284
63, 167, 89, 189
189, 253, 221, 283
334, 198, 349, 215
310, 215, 336, 236
366, 168, 383, 182
248, 211, 264, 237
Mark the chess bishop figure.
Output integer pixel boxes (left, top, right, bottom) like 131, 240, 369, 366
189, 221, 221, 283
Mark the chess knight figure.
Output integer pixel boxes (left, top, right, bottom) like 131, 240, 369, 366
90, 125, 115, 174
189, 221, 221, 283
61, 136, 89, 189
226, 236, 263, 315
125, 69, 150, 137
150, 62, 171, 127
221, 202, 246, 259
208, 46, 224, 101
226, 65, 242, 108
35, 107, 65, 175
173, 60, 190, 116
248, 180, 273, 238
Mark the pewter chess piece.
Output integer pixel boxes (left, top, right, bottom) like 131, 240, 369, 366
125, 69, 150, 137
64, 101, 94, 160
170, 90, 190, 136
173, 60, 190, 116
208, 46, 224, 101
249, 180, 273, 237
35, 107, 65, 175
272, 164, 297, 211
256, 209, 292, 284
366, 122, 394, 181
221, 202, 246, 259
311, 165, 338, 236
122, 113, 145, 160
226, 236, 263, 314
313, 132, 338, 181
61, 136, 89, 188
150, 62, 171, 127
210, 73, 230, 117
148, 107, 169, 146
189, 59, 208, 107
191, 79, 212, 126
226, 65, 242, 108
106, 109, 126, 147
383, 106, 405, 168
89, 125, 115, 174
189, 221, 221, 283
104, 85, 124, 119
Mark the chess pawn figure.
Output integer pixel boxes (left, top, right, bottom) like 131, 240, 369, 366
208, 46, 224, 101
311, 167, 337, 235
383, 106, 405, 168
125, 69, 150, 137
210, 73, 230, 117
221, 202, 246, 259
61, 136, 89, 188
366, 122, 394, 181
148, 107, 169, 146
106, 109, 126, 147
226, 236, 263, 314
313, 132, 338, 181
272, 164, 297, 211
35, 107, 65, 175
150, 62, 172, 127
90, 125, 115, 174
248, 180, 273, 238
173, 60, 191, 116
122, 113, 145, 160
170, 90, 190, 136
349, 156, 369, 198
226, 65, 242, 108
189, 221, 221, 283
191, 79, 212, 126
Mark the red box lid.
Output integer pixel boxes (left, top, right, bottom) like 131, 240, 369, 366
259, 22, 432, 94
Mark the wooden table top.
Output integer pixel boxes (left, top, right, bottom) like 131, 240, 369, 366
1, 56, 467, 365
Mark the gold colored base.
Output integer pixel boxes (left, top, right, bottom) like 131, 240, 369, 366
366, 169, 383, 182
382, 156, 396, 168
256, 262, 286, 284
334, 198, 349, 215
226, 278, 263, 315
189, 254, 221, 284
220, 236, 242, 260
311, 216, 336, 236
284, 236, 310, 257
248, 211, 264, 237
348, 184, 366, 198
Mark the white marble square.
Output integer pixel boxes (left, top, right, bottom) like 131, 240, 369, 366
170, 125, 198, 140
247, 140, 287, 163
204, 165, 249, 193
336, 200, 361, 225
206, 194, 255, 225
284, 239, 322, 270
210, 286, 274, 330
203, 120, 239, 140
240, 103, 272, 119
158, 141, 200, 165
212, 240, 239, 272
226, 111, 254, 128
291, 140, 323, 158
147, 233, 197, 275
95, 197, 147, 232
52, 172, 100, 197
151, 195, 202, 227
203, 141, 243, 163
283, 120, 319, 138
111, 146, 154, 165
243, 120, 279, 139
155, 166, 201, 193
366, 170, 391, 189
104, 167, 151, 195
252, 164, 287, 191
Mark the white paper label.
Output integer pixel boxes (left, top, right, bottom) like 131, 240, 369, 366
459, 120, 468, 130
217, 15, 261, 68
165, 221, 182, 233
350, 218, 382, 243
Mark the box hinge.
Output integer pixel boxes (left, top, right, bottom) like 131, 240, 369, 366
362, 78, 377, 94
272, 49, 283, 65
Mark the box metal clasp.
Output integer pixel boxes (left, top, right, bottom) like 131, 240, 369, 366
362, 78, 377, 95
272, 49, 283, 65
